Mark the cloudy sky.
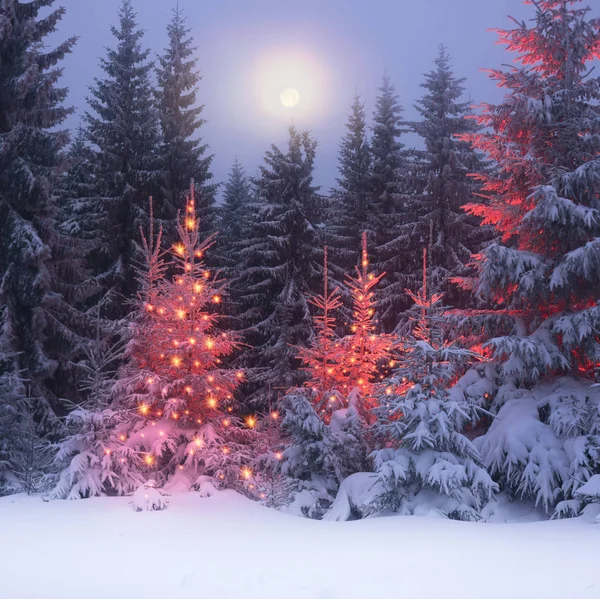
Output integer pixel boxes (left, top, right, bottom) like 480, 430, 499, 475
51, 0, 532, 192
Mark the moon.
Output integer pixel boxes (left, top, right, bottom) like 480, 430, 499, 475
280, 87, 300, 108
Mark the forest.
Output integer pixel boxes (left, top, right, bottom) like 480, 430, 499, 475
1, 0, 600, 529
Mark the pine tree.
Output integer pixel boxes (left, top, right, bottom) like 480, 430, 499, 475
411, 45, 490, 310
369, 75, 410, 332
462, 1, 600, 516
236, 126, 323, 407
327, 94, 372, 296
368, 268, 497, 520
0, 0, 86, 441
156, 5, 215, 246
81, 0, 161, 317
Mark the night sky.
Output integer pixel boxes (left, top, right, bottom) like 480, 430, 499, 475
50, 0, 531, 192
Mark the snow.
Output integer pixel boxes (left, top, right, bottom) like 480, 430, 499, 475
1, 491, 599, 599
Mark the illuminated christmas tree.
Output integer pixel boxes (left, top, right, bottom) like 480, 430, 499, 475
296, 247, 347, 415
113, 185, 254, 491
341, 232, 392, 403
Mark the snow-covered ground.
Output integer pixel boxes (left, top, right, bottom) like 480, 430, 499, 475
1, 491, 599, 599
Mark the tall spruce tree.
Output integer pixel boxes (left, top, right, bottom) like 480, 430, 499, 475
410, 46, 489, 311
0, 0, 86, 453
218, 158, 252, 331
81, 0, 161, 318
328, 94, 372, 291
369, 75, 410, 332
236, 126, 322, 407
219, 158, 252, 270
156, 5, 215, 246
463, 1, 600, 516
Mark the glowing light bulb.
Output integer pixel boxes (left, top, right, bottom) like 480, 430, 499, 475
185, 386, 192, 394
223, 418, 230, 426
222, 447, 229, 455
275, 452, 283, 461
193, 283, 203, 294
241, 467, 252, 480
146, 304, 154, 312
208, 398, 217, 408
186, 218, 195, 230
159, 430, 164, 437
104, 448, 111, 455
205, 339, 215, 350
174, 243, 185, 256
139, 404, 149, 415
177, 309, 186, 320
212, 295, 221, 304
194, 438, 202, 447
245, 416, 256, 429
172, 413, 179, 420
144, 455, 154, 466
172, 356, 182, 367
270, 411, 279, 420
119, 434, 126, 441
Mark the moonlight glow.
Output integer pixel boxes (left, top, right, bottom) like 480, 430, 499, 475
280, 87, 300, 108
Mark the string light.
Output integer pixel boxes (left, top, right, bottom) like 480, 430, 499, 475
241, 467, 252, 480
245, 415, 257, 429
139, 404, 149, 415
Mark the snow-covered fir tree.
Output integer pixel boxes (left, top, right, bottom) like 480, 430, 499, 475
279, 389, 348, 518
219, 158, 252, 267
410, 45, 490, 311
156, 5, 216, 247
461, 0, 600, 516
50, 327, 131, 499
367, 279, 497, 520
78, 0, 161, 318
369, 75, 410, 332
0, 306, 51, 496
0, 0, 88, 444
236, 126, 323, 407
327, 93, 372, 303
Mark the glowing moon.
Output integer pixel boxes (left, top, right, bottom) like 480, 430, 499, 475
280, 87, 300, 108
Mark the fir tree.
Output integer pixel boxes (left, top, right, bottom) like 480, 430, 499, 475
81, 0, 161, 317
0, 0, 86, 439
236, 126, 323, 407
462, 0, 600, 516
156, 5, 215, 246
368, 278, 497, 520
411, 45, 490, 311
218, 158, 252, 275
369, 75, 410, 332
327, 94, 372, 295
218, 158, 253, 332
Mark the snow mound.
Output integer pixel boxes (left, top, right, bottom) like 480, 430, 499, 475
131, 480, 168, 512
